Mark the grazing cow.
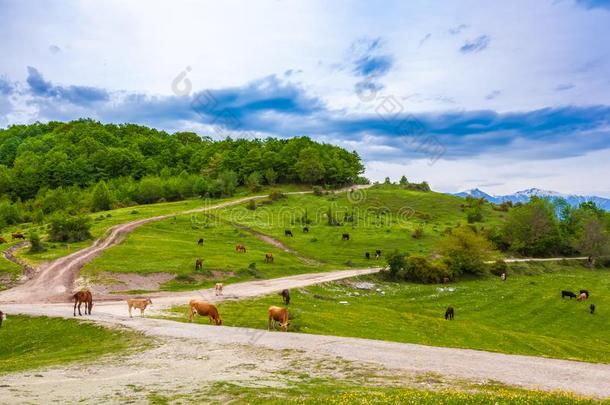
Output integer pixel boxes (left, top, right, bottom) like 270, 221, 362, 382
268, 306, 289, 331
235, 244, 247, 253
188, 300, 222, 325
0, 237, 6, 244
580, 289, 590, 298
265, 253, 274, 263
442, 277, 450, 284
73, 289, 93, 316
0, 311, 5, 328
590, 304, 596, 314
127, 298, 152, 317
375, 249, 382, 259
501, 272, 507, 281
195, 258, 203, 270
281, 289, 290, 305
577, 292, 588, 301
11, 233, 25, 240
445, 306, 454, 320
365, 252, 371, 260
197, 238, 204, 246
342, 233, 350, 241
285, 230, 293, 237
561, 290, 577, 299
215, 283, 224, 296
303, 227, 309, 233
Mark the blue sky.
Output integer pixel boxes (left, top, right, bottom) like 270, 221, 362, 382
1, 0, 609, 196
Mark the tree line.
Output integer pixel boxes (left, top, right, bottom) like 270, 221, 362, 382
0, 119, 366, 229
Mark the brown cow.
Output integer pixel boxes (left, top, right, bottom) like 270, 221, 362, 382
73, 289, 93, 316
195, 258, 203, 270
235, 244, 246, 253
188, 300, 222, 325
0, 237, 6, 244
127, 298, 152, 317
0, 310, 5, 328
11, 233, 25, 240
215, 283, 223, 296
577, 292, 588, 301
268, 306, 289, 331
265, 253, 274, 263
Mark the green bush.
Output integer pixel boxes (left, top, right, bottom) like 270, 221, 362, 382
268, 189, 285, 201
402, 255, 451, 283
412, 226, 424, 239
28, 231, 46, 253
489, 259, 508, 276
312, 186, 324, 196
246, 199, 257, 210
47, 214, 92, 243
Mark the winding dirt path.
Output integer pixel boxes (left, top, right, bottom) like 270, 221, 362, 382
0, 186, 370, 304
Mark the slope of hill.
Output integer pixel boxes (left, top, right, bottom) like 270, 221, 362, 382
454, 188, 610, 210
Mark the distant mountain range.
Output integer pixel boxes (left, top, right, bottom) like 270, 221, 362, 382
453, 188, 610, 210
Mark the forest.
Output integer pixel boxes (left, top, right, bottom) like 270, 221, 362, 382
0, 119, 365, 227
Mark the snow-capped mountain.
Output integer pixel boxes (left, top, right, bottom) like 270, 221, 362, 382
453, 188, 610, 210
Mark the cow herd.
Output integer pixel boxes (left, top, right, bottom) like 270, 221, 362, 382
562, 289, 596, 314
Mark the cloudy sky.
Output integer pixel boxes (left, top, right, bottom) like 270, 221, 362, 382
1, 0, 609, 196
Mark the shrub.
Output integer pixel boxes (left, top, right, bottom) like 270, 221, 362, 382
489, 259, 508, 276
439, 227, 495, 276
268, 189, 285, 201
386, 250, 407, 280
246, 199, 257, 210
28, 231, 45, 253
312, 186, 324, 196
402, 255, 451, 283
412, 226, 424, 239
47, 214, 92, 243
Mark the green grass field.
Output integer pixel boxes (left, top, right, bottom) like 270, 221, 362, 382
213, 185, 506, 268
164, 263, 610, 363
82, 214, 329, 291
0, 242, 22, 289
0, 316, 145, 373
149, 379, 606, 405
79, 186, 506, 291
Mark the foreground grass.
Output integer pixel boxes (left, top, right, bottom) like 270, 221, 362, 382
166, 263, 610, 363
0, 316, 145, 373
149, 379, 607, 405
83, 214, 329, 291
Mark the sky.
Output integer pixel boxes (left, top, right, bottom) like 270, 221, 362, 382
1, 0, 609, 196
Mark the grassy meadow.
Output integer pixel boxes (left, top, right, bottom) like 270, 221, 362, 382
164, 263, 610, 363
0, 316, 145, 373
164, 380, 607, 405
213, 185, 507, 268
82, 214, 330, 291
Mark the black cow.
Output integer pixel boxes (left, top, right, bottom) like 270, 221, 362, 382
197, 238, 204, 246
285, 230, 293, 237
365, 252, 370, 260
303, 227, 309, 233
342, 233, 350, 241
281, 289, 290, 305
580, 289, 590, 298
445, 306, 454, 320
375, 249, 381, 259
590, 304, 596, 314
561, 290, 577, 299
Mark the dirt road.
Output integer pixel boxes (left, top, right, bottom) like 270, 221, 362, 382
3, 267, 610, 399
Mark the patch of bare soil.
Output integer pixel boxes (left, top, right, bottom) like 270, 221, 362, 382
83, 272, 176, 295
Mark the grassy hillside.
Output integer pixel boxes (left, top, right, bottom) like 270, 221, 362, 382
212, 185, 506, 268
164, 263, 610, 363
73, 185, 506, 291
82, 214, 329, 291
0, 316, 145, 373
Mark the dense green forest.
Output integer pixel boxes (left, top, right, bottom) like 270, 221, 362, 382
0, 119, 365, 227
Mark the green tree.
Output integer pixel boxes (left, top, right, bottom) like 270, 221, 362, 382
294, 147, 325, 184
91, 180, 113, 211
439, 227, 495, 276
28, 231, 45, 253
573, 215, 610, 267
399, 175, 409, 185
386, 250, 407, 280
501, 197, 561, 256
